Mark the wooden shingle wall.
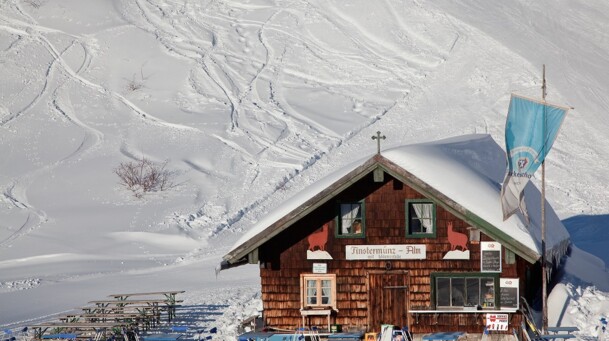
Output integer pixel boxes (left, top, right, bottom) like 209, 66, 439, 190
259, 173, 530, 333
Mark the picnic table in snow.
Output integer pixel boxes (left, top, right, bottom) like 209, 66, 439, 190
29, 291, 186, 340
106, 291, 185, 320
79, 304, 170, 327
61, 312, 157, 322
88, 298, 183, 322
29, 322, 124, 340
107, 291, 185, 302
60, 311, 159, 330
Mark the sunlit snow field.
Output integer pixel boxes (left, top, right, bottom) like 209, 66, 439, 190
1, 0, 609, 339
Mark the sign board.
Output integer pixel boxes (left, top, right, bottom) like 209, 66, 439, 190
486, 313, 509, 331
312, 263, 327, 274
346, 245, 426, 260
500, 278, 519, 309
481, 242, 502, 272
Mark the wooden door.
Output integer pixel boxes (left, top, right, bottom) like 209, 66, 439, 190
368, 271, 409, 331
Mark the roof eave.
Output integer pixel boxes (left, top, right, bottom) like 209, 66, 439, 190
222, 155, 384, 267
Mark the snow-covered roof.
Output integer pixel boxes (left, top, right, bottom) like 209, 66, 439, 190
223, 134, 570, 267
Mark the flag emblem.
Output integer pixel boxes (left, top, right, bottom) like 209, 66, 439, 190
517, 158, 528, 170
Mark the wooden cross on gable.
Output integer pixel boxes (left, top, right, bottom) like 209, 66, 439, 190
371, 131, 386, 154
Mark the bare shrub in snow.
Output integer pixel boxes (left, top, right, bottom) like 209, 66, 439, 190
114, 158, 175, 197
125, 63, 149, 92
126, 73, 144, 92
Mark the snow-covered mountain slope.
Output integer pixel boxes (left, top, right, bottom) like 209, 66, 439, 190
1, 0, 608, 338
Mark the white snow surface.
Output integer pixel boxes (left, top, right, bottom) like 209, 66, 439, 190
1, 0, 609, 339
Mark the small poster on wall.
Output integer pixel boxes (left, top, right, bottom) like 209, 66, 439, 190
481, 241, 502, 272
312, 263, 327, 274
500, 278, 519, 309
486, 313, 509, 331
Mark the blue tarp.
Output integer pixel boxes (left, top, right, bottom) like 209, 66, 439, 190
238, 331, 364, 341
42, 334, 78, 339
142, 334, 183, 341
327, 332, 364, 340
422, 331, 464, 341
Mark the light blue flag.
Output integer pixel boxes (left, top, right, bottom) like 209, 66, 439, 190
501, 94, 568, 221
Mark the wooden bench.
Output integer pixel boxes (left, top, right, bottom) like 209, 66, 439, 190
534, 326, 579, 340
300, 308, 333, 331
535, 334, 576, 340
29, 322, 120, 340
30, 322, 123, 329
108, 291, 185, 301
61, 312, 155, 320
30, 292, 185, 340
547, 327, 579, 334
88, 299, 182, 322
59, 312, 156, 330
106, 292, 185, 321
88, 299, 181, 306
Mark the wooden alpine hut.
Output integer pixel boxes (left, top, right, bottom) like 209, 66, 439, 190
220, 134, 570, 338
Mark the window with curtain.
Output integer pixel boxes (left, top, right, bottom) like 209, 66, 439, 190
301, 274, 336, 309
406, 200, 435, 237
337, 202, 365, 237
433, 273, 497, 309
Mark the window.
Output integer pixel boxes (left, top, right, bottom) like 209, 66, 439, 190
432, 273, 498, 309
300, 274, 336, 309
337, 202, 365, 237
406, 200, 436, 237
505, 249, 516, 264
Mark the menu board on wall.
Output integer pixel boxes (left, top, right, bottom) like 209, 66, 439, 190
500, 278, 519, 309
481, 241, 502, 272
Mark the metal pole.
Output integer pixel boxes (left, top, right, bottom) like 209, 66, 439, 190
541, 64, 548, 334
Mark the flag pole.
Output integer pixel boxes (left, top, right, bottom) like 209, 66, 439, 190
541, 64, 548, 334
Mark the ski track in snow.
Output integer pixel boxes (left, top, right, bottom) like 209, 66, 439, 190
118, 1, 346, 225
0, 20, 103, 246
0, 0, 206, 244
0, 14, 199, 132
129, 0, 436, 157
6, 0, 457, 242
132, 0, 324, 161
193, 0, 448, 237
0, 182, 47, 249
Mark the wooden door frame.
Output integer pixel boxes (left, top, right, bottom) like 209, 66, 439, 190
366, 270, 410, 331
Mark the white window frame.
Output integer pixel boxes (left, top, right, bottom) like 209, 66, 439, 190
300, 273, 337, 309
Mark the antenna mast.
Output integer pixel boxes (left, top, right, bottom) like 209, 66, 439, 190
541, 64, 548, 334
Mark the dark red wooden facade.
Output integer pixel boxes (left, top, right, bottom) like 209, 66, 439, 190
257, 172, 535, 334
